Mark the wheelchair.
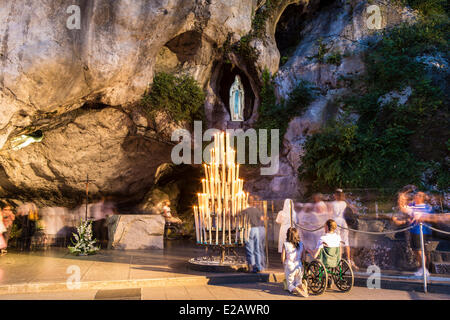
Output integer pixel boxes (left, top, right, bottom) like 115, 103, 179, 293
303, 246, 354, 295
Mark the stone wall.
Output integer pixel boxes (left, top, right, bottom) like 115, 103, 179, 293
107, 214, 165, 250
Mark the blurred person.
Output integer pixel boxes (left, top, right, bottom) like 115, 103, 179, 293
1, 203, 15, 254
276, 199, 297, 253
393, 191, 434, 276
102, 196, 117, 217
329, 189, 357, 269
162, 200, 182, 224
242, 195, 266, 273
296, 199, 327, 260
41, 207, 68, 245
16, 202, 38, 251
0, 204, 7, 255
313, 193, 328, 215
90, 196, 113, 248
281, 227, 308, 297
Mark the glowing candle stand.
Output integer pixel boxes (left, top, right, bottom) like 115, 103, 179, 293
191, 132, 250, 266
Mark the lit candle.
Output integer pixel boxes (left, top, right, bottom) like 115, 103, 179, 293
199, 205, 203, 244
210, 178, 215, 210
216, 210, 219, 244
204, 164, 209, 181
235, 209, 239, 244
226, 132, 230, 163
193, 206, 199, 243
208, 203, 212, 244
222, 205, 225, 245
228, 207, 232, 244
214, 133, 218, 154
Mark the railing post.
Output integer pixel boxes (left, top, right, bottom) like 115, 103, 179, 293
419, 223, 427, 293
263, 201, 269, 269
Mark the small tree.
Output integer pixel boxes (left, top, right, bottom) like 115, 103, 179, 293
68, 219, 100, 255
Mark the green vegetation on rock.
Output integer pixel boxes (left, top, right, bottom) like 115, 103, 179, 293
299, 7, 449, 192
326, 51, 343, 66
142, 72, 205, 124
256, 69, 314, 147
252, 0, 283, 38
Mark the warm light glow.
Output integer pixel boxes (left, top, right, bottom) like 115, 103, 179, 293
193, 131, 249, 245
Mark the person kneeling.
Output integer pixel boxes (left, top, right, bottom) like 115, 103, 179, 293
281, 227, 309, 297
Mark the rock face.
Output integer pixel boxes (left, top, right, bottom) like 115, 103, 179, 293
0, 0, 262, 205
0, 0, 420, 207
265, 0, 416, 198
107, 214, 165, 250
0, 107, 171, 206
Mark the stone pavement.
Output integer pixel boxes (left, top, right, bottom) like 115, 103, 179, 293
0, 284, 449, 300
0, 240, 449, 297
0, 240, 283, 294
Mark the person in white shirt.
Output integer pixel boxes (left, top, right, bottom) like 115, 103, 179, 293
276, 199, 296, 253
313, 220, 342, 256
281, 227, 308, 297
328, 189, 357, 269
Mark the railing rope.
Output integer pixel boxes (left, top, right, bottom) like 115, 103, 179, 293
295, 222, 450, 236
295, 222, 414, 235
423, 224, 450, 235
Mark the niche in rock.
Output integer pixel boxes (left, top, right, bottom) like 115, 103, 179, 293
165, 30, 202, 63
275, 3, 307, 63
216, 63, 255, 121
155, 30, 203, 74
140, 163, 203, 217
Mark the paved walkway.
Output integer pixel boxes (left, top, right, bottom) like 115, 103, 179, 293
1, 284, 448, 300
0, 240, 449, 297
0, 241, 284, 293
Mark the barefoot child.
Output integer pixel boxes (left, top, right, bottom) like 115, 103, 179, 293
281, 227, 308, 297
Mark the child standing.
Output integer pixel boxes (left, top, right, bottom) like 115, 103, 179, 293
281, 227, 308, 297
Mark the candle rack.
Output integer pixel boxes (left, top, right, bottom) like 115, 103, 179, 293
191, 131, 250, 267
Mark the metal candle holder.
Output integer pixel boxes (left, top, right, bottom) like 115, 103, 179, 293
192, 132, 249, 263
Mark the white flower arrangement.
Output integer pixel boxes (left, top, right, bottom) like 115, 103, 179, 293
68, 219, 100, 255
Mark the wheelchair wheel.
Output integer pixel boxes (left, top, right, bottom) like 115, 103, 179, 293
305, 260, 328, 295
332, 259, 354, 292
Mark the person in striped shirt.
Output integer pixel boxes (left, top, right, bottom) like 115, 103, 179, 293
393, 191, 434, 276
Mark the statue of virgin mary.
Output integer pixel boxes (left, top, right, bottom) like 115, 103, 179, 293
229, 75, 244, 121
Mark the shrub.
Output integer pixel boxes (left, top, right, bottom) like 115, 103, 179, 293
256, 69, 314, 149
308, 38, 330, 63
142, 72, 205, 124
326, 51, 342, 66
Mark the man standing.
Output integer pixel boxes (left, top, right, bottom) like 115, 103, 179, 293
1, 204, 15, 254
393, 191, 434, 276
242, 195, 266, 273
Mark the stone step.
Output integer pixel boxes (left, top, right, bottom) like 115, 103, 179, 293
433, 262, 450, 275
431, 250, 450, 263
